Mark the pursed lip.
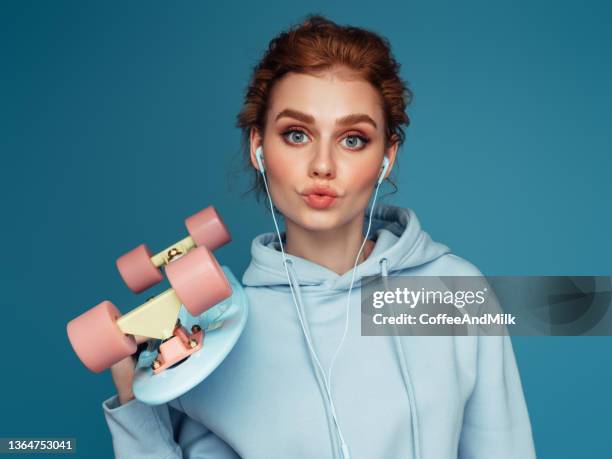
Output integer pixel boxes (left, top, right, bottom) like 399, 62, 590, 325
300, 185, 339, 197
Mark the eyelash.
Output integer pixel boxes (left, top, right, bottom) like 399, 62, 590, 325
281, 128, 371, 150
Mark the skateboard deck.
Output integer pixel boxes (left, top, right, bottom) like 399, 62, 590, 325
132, 266, 248, 405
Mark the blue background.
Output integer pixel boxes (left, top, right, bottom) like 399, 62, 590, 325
1, 1, 610, 457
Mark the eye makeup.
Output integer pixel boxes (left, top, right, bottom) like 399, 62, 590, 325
280, 126, 372, 151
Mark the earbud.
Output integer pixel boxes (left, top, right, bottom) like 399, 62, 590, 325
378, 156, 390, 186
255, 146, 265, 174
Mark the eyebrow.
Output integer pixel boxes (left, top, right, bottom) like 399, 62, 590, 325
274, 108, 378, 129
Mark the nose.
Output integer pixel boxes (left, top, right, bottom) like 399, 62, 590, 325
308, 144, 336, 180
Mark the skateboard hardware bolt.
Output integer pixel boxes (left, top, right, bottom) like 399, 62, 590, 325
188, 339, 197, 348
152, 359, 161, 370
167, 247, 183, 262
191, 325, 201, 333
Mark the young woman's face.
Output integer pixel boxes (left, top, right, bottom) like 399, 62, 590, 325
250, 68, 398, 232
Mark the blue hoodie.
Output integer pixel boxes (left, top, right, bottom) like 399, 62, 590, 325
102, 203, 536, 458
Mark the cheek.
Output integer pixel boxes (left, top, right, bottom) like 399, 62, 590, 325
261, 147, 302, 205
267, 152, 293, 178
265, 154, 300, 193
262, 132, 291, 176
344, 160, 379, 191
262, 136, 309, 190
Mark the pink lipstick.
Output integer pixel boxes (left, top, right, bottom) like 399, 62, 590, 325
301, 185, 339, 210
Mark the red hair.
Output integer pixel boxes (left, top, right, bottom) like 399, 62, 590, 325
236, 14, 412, 202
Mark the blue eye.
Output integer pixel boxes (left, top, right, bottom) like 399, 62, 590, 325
283, 130, 309, 144
341, 135, 369, 150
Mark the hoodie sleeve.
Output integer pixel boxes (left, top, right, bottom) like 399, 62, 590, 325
458, 334, 537, 458
102, 395, 240, 459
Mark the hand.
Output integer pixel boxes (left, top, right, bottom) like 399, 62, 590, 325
110, 335, 148, 405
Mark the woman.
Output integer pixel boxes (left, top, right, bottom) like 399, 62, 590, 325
103, 15, 536, 459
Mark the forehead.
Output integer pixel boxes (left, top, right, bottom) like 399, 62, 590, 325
267, 70, 384, 126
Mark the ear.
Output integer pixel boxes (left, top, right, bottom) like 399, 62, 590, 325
382, 134, 400, 181
249, 128, 263, 172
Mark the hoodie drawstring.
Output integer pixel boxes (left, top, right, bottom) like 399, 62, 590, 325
380, 257, 422, 459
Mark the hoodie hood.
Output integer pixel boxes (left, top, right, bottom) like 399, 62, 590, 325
242, 203, 451, 291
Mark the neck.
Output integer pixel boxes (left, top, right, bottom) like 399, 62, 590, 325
284, 212, 375, 275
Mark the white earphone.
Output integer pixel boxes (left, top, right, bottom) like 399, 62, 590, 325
254, 145, 388, 459
255, 146, 266, 174
378, 155, 390, 186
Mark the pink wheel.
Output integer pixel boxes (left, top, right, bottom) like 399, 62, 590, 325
116, 243, 163, 293
67, 301, 136, 373
185, 206, 231, 251
166, 246, 232, 316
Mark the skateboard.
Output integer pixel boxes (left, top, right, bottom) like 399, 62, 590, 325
66, 205, 248, 404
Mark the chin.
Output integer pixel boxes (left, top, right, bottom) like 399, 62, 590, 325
288, 206, 342, 232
